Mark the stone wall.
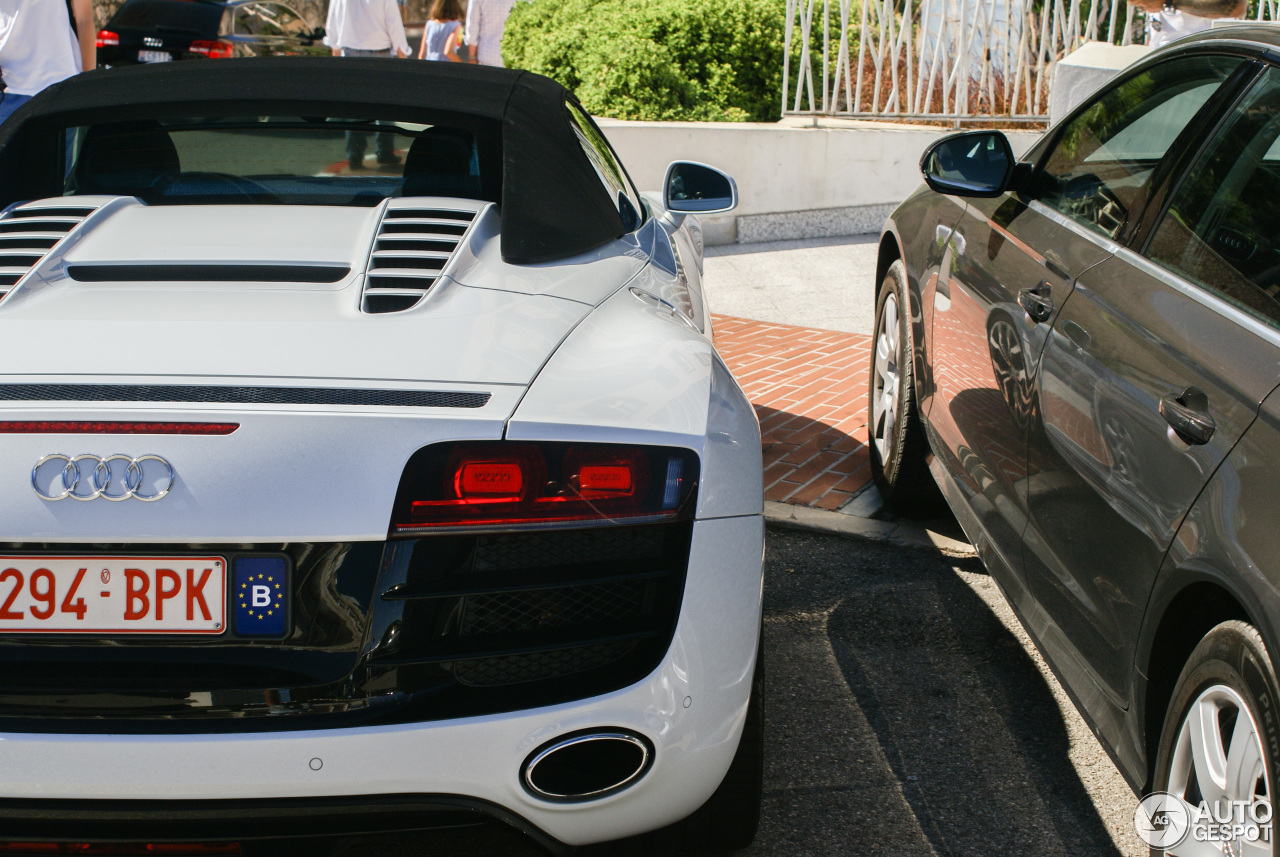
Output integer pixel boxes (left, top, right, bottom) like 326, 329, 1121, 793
599, 117, 1043, 245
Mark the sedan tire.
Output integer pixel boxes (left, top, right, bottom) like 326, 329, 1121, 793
868, 259, 939, 513
1151, 620, 1280, 855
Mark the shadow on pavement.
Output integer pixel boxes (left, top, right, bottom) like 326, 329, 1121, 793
759, 528, 1126, 856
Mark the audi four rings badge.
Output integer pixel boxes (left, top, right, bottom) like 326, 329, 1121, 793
31, 454, 174, 502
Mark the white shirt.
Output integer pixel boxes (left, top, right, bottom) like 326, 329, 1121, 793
466, 0, 517, 67
1147, 10, 1212, 48
0, 0, 82, 97
324, 0, 410, 55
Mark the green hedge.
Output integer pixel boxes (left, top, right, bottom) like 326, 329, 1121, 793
502, 0, 787, 122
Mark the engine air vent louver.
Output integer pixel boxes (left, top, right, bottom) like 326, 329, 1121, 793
362, 201, 483, 314
0, 202, 100, 299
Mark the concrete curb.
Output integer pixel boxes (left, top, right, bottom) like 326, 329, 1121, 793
764, 500, 977, 557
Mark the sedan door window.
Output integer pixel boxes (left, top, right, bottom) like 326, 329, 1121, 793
1147, 65, 1280, 330
1029, 55, 1243, 240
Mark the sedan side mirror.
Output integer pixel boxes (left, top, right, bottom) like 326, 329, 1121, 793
921, 130, 1015, 198
664, 161, 737, 214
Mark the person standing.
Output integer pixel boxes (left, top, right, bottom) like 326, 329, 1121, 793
0, 0, 95, 126
418, 0, 465, 62
465, 0, 517, 67
324, 0, 411, 169
1131, 0, 1246, 48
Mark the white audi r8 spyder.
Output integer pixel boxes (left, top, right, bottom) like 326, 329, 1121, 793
0, 59, 764, 853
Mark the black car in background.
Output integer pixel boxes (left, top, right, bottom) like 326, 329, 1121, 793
872, 24, 1280, 852
96, 0, 326, 66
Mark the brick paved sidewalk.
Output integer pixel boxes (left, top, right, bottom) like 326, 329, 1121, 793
712, 314, 874, 512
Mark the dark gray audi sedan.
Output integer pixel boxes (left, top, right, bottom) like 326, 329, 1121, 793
872, 25, 1280, 847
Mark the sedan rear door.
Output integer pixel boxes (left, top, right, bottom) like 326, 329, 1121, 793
1025, 59, 1280, 710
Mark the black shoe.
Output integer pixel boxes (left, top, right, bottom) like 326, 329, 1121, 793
376, 152, 401, 166
348, 154, 365, 170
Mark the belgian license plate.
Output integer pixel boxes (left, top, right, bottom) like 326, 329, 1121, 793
0, 557, 225, 634
137, 50, 172, 63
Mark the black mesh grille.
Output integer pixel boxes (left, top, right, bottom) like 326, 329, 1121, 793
460, 580, 648, 635
367, 523, 691, 704
0, 384, 489, 409
474, 529, 665, 572
453, 641, 638, 687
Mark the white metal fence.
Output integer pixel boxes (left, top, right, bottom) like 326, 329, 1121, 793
782, 0, 1279, 121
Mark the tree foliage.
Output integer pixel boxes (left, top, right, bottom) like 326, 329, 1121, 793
502, 0, 787, 122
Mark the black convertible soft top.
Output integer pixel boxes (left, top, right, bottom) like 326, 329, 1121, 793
0, 58, 627, 265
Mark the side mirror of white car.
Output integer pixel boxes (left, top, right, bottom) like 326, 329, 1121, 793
663, 161, 738, 214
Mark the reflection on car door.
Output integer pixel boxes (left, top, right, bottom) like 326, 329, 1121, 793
929, 194, 1107, 598
927, 55, 1242, 608
1025, 60, 1280, 711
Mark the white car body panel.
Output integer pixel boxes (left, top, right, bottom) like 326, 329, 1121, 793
0, 188, 762, 847
0, 282, 586, 385
61, 201, 380, 270
447, 204, 655, 306
508, 281, 761, 521
7, 200, 597, 386
0, 407, 512, 542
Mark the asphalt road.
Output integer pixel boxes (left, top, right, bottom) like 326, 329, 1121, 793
303, 524, 1143, 857
744, 526, 1141, 857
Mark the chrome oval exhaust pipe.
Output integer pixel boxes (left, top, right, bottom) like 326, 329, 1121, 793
522, 729, 654, 802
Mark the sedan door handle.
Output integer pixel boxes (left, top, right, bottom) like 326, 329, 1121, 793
1018, 284, 1054, 324
1160, 386, 1216, 446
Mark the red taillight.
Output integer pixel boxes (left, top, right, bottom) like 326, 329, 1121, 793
579, 464, 632, 493
566, 446, 642, 501
0, 421, 238, 435
394, 442, 696, 533
95, 30, 120, 47
188, 40, 233, 58
456, 459, 524, 498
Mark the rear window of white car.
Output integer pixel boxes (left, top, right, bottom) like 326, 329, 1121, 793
62, 115, 495, 207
